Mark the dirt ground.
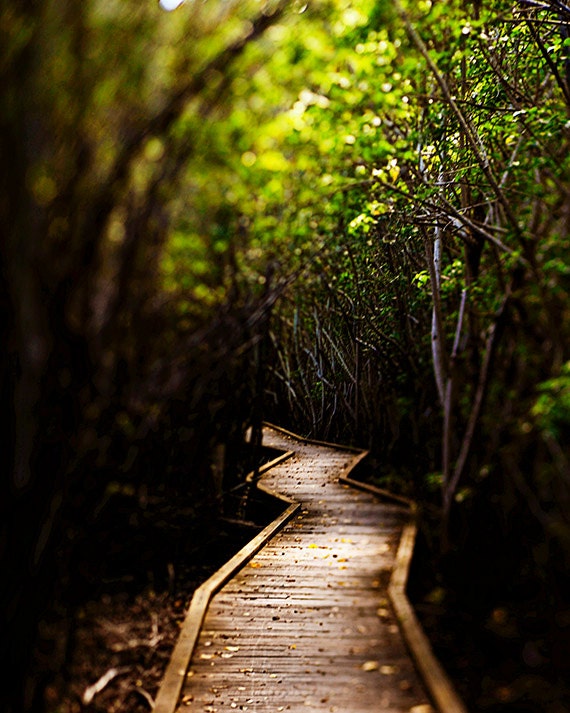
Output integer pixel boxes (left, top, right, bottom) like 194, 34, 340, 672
46, 486, 279, 713
48, 586, 187, 712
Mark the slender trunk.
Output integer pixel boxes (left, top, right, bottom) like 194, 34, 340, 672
425, 222, 446, 406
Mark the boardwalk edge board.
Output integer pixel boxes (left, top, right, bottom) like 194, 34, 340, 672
338, 472, 413, 509
154, 424, 469, 713
389, 522, 470, 713
262, 421, 365, 453
335, 450, 468, 712
153, 451, 299, 713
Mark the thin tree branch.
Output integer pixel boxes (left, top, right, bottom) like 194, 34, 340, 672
443, 295, 510, 520
394, 1, 527, 249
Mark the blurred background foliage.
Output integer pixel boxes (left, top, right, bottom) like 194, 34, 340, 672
2, 0, 570, 710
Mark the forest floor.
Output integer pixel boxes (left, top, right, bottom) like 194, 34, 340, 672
47, 484, 282, 713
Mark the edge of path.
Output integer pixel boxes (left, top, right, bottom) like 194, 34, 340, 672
153, 423, 469, 713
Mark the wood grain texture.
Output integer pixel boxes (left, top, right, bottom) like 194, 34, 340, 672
178, 426, 436, 713
153, 448, 299, 713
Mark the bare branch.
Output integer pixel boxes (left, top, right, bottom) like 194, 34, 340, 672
394, 0, 527, 248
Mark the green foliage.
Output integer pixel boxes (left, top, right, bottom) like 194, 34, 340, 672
532, 362, 570, 440
4, 0, 570, 705
220, 0, 570, 585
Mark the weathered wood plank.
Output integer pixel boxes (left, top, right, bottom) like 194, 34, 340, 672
174, 426, 437, 712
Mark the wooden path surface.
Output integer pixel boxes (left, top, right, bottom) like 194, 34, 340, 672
173, 425, 437, 713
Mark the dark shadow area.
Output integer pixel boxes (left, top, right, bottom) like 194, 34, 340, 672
407, 510, 570, 713
40, 446, 287, 713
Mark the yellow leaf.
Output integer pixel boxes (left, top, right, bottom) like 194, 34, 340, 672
380, 665, 398, 675
361, 660, 379, 671
388, 164, 400, 182
241, 151, 257, 167
258, 150, 289, 172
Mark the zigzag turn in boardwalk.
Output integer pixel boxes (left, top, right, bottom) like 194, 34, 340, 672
179, 426, 435, 712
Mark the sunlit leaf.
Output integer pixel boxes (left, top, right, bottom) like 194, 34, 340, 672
361, 660, 379, 671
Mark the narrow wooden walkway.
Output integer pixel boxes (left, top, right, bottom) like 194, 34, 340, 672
173, 425, 436, 712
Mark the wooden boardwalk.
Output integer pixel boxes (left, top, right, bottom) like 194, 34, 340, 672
171, 425, 437, 713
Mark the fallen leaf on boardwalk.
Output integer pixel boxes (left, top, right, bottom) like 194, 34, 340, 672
410, 706, 436, 713
376, 607, 390, 619
249, 561, 263, 568
200, 653, 215, 659
380, 664, 398, 675
379, 543, 391, 553
225, 646, 239, 652
361, 660, 379, 671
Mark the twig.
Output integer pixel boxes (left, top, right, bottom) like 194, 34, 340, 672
132, 687, 155, 709
82, 667, 129, 705
393, 0, 526, 246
